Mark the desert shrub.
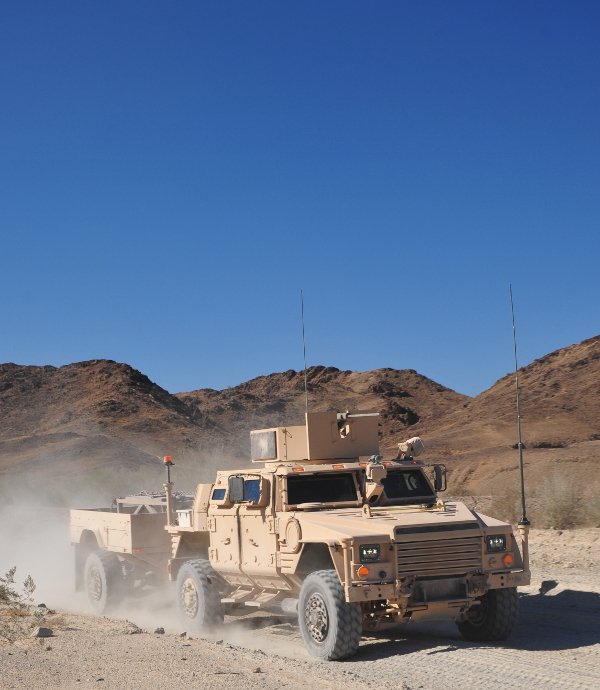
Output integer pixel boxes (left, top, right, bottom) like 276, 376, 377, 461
446, 471, 475, 497
588, 490, 600, 527
0, 567, 36, 643
534, 473, 586, 529
448, 481, 470, 497
488, 493, 521, 524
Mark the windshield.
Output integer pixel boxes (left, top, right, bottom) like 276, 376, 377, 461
381, 469, 435, 501
287, 472, 359, 505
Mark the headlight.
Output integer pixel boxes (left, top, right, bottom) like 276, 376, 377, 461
359, 544, 381, 563
486, 535, 506, 552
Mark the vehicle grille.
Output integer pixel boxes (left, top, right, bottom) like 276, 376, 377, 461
396, 535, 482, 577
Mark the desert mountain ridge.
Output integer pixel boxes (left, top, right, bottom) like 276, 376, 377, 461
1, 334, 599, 498
176, 365, 468, 457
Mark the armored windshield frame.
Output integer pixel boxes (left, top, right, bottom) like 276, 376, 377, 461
380, 468, 437, 505
283, 469, 363, 510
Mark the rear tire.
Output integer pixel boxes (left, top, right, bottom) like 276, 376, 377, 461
176, 560, 224, 634
298, 570, 362, 660
84, 551, 124, 615
457, 587, 519, 641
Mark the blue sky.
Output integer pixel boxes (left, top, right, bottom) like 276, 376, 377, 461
1, 1, 599, 396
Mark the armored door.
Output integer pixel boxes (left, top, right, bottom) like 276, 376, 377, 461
238, 474, 279, 580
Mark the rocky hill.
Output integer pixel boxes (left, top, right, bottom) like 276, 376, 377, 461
1, 334, 599, 501
418, 334, 600, 495
0, 360, 466, 497
0, 360, 208, 479
176, 365, 468, 457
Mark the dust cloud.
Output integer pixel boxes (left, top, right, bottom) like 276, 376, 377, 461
0, 455, 169, 616
0, 501, 302, 655
0, 505, 79, 612
0, 446, 291, 655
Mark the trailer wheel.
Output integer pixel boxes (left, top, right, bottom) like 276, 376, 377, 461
298, 570, 362, 660
457, 587, 519, 641
84, 551, 124, 615
176, 560, 223, 633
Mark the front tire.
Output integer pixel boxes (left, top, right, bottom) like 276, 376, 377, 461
84, 551, 124, 615
176, 560, 224, 634
457, 587, 519, 641
298, 570, 362, 660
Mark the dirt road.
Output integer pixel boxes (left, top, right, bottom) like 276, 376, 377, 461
2, 563, 599, 690
1, 514, 599, 689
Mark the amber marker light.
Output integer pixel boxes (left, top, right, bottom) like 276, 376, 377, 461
332, 464, 344, 469
503, 554, 514, 568
163, 455, 174, 483
292, 467, 305, 472
357, 566, 370, 577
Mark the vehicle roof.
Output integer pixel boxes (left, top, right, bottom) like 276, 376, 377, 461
214, 458, 425, 477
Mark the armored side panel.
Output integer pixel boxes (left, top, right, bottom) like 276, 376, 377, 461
305, 411, 379, 460
251, 411, 379, 462
191, 483, 213, 531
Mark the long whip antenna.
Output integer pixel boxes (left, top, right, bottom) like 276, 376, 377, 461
301, 289, 309, 414
510, 284, 530, 526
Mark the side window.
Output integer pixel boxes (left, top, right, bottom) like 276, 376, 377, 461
245, 479, 261, 502
210, 480, 232, 507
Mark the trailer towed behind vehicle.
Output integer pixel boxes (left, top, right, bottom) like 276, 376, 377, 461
70, 411, 530, 659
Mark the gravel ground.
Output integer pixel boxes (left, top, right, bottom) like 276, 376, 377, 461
2, 523, 599, 689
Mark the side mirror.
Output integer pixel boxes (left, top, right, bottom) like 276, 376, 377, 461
228, 476, 245, 502
433, 464, 447, 492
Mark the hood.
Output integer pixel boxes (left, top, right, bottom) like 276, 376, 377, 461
293, 501, 482, 543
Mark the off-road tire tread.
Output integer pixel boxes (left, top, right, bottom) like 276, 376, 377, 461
457, 587, 519, 641
299, 569, 362, 660
85, 550, 124, 614
177, 559, 223, 631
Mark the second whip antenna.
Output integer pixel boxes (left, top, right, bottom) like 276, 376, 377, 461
301, 289, 308, 414
510, 284, 530, 527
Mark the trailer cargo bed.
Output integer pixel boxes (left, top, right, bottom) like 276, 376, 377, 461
70, 509, 171, 555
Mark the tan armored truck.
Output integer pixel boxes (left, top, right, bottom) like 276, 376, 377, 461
70, 411, 531, 660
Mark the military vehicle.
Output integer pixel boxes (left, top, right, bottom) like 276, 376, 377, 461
70, 411, 530, 660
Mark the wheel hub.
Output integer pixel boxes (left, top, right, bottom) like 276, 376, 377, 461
181, 577, 199, 618
466, 597, 488, 626
305, 593, 328, 643
88, 566, 102, 602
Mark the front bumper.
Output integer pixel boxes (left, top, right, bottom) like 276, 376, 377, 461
345, 567, 530, 603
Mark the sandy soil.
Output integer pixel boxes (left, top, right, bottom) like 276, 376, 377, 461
2, 527, 599, 690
